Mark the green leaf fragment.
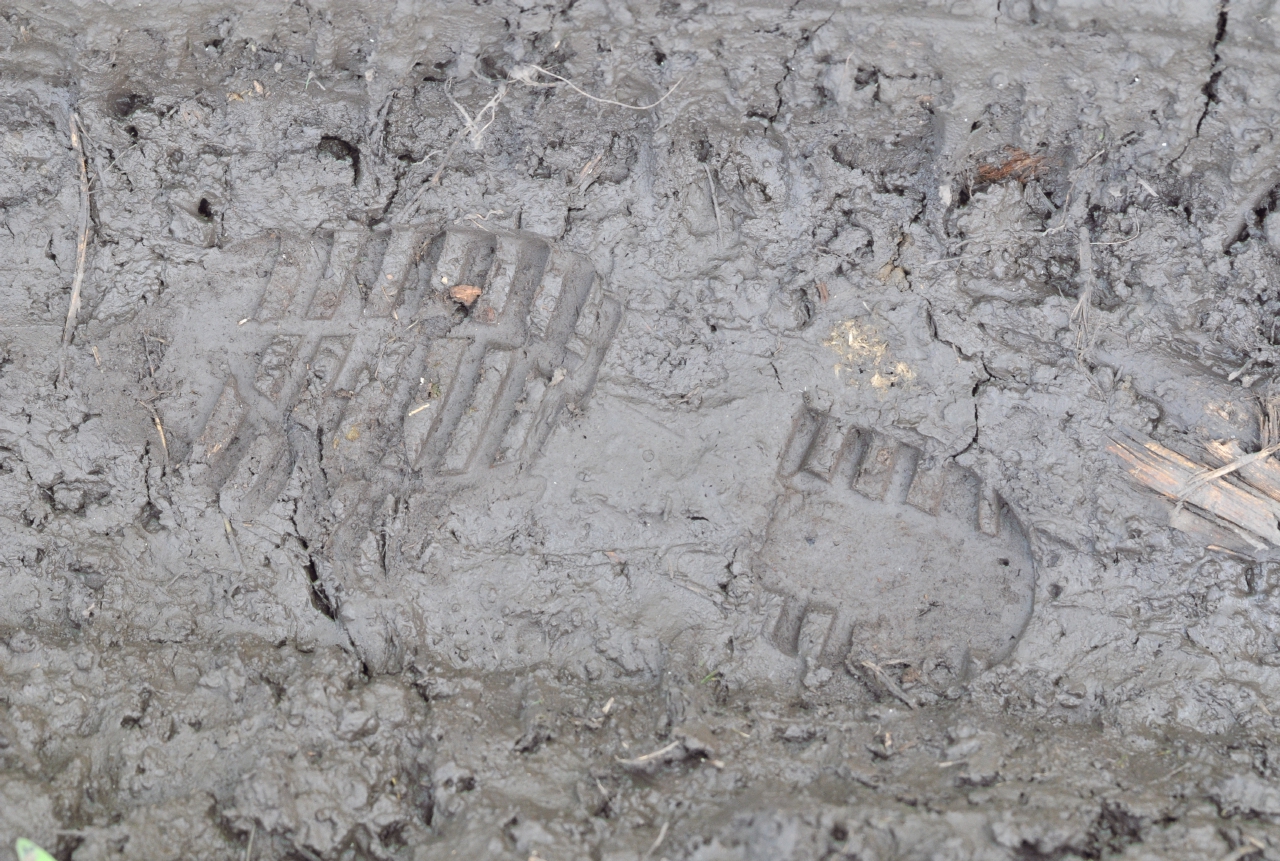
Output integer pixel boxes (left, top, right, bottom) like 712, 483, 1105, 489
15, 839, 56, 861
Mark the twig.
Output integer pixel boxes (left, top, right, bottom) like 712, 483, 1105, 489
244, 821, 256, 861
509, 64, 683, 110
916, 251, 988, 268
643, 821, 670, 860
1091, 225, 1142, 246
138, 399, 169, 462
60, 111, 92, 376
577, 153, 604, 188
97, 139, 142, 182
859, 660, 916, 709
1217, 836, 1265, 861
616, 740, 681, 766
1110, 430, 1280, 547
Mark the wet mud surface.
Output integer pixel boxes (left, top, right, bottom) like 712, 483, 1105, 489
4, 0, 1280, 857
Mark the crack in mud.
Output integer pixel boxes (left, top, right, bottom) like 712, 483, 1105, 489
1172, 0, 1229, 165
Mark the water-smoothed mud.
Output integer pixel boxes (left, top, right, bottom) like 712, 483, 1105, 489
4, 1, 1280, 858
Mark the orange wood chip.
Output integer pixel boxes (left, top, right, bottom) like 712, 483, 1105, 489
448, 284, 482, 307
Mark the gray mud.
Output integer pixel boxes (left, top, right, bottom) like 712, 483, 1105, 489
3, 0, 1280, 858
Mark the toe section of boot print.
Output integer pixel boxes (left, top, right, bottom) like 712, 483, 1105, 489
757, 406, 1037, 681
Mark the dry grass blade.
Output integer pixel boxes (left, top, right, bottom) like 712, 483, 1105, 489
1175, 441, 1280, 511
223, 517, 247, 576
705, 163, 723, 247
444, 82, 509, 149
1070, 226, 1096, 358
61, 112, 92, 350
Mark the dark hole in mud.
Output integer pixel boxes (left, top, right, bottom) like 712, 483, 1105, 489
261, 674, 286, 704
378, 821, 407, 849
304, 558, 337, 620
196, 198, 214, 221
138, 501, 162, 534
831, 823, 849, 842
125, 125, 139, 141
55, 835, 85, 861
477, 53, 507, 80
420, 59, 450, 82
1086, 801, 1144, 856
854, 67, 879, 89
1213, 3, 1229, 44
1049, 583, 1063, 599
415, 785, 435, 827
318, 136, 360, 184
110, 92, 151, 118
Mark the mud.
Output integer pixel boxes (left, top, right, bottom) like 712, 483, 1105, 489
3, 0, 1280, 857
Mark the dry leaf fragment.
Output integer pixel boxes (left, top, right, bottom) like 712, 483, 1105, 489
448, 284, 482, 307
975, 146, 1046, 185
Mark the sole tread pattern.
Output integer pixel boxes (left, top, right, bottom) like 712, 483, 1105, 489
184, 225, 619, 518
759, 407, 1036, 676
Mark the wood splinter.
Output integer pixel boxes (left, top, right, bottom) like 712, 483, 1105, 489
1109, 428, 1280, 550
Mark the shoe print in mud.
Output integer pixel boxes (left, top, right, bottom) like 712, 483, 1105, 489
757, 406, 1037, 686
161, 225, 621, 667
